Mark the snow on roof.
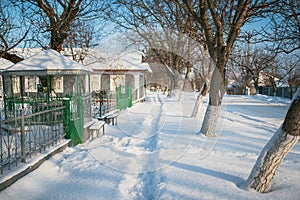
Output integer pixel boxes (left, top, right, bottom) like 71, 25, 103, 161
84, 49, 152, 73
0, 58, 13, 70
3, 49, 91, 76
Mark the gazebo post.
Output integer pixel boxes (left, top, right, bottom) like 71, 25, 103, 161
2, 74, 7, 118
20, 76, 24, 110
46, 75, 51, 105
88, 73, 92, 121
10, 75, 15, 115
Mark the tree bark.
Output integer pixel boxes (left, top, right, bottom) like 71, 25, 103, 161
0, 50, 24, 63
182, 65, 194, 92
191, 82, 208, 118
200, 67, 225, 136
191, 49, 213, 118
246, 87, 300, 192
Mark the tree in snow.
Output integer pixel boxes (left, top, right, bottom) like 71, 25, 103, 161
62, 19, 101, 64
260, 0, 300, 55
181, 0, 277, 136
278, 56, 300, 88
246, 87, 300, 192
230, 45, 278, 94
190, 46, 214, 118
0, 1, 28, 63
143, 48, 193, 92
106, 0, 206, 93
12, 0, 108, 52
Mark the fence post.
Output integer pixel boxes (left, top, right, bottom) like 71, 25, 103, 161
63, 98, 71, 139
21, 109, 26, 163
128, 86, 132, 107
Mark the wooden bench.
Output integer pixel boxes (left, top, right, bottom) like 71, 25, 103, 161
89, 121, 105, 140
105, 113, 119, 125
97, 109, 119, 125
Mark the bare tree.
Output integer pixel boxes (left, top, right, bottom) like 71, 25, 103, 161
0, 1, 29, 63
244, 1, 300, 192
62, 19, 101, 64
276, 54, 300, 87
246, 87, 300, 192
181, 0, 277, 136
261, 0, 300, 54
14, 0, 108, 52
107, 0, 206, 93
143, 48, 192, 92
231, 46, 277, 94
190, 46, 214, 118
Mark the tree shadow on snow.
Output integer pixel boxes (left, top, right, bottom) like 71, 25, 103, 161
170, 161, 245, 186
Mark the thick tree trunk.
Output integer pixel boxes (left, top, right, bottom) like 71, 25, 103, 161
246, 87, 300, 193
0, 50, 24, 63
200, 67, 225, 137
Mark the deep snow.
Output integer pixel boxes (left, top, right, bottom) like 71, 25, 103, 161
0, 92, 299, 200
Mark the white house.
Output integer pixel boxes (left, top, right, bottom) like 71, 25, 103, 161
84, 49, 152, 103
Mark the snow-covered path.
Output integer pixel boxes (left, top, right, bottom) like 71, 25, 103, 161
0, 93, 299, 200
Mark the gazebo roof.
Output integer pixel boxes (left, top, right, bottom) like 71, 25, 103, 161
2, 49, 92, 76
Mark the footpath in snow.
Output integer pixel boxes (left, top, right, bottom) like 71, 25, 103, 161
0, 92, 299, 200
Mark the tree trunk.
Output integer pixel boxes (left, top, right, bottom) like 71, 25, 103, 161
191, 82, 208, 118
182, 66, 194, 92
0, 50, 24, 63
200, 67, 225, 137
179, 65, 194, 101
192, 49, 213, 118
254, 81, 259, 95
246, 87, 300, 193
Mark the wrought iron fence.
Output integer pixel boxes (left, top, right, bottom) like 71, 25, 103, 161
0, 104, 65, 174
92, 92, 118, 118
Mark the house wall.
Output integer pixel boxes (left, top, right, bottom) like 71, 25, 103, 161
90, 72, 146, 102
90, 75, 100, 92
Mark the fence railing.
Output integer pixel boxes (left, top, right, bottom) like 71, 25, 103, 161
260, 87, 298, 99
0, 105, 65, 174
92, 93, 118, 117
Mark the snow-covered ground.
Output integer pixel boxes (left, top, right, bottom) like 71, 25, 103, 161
0, 92, 299, 200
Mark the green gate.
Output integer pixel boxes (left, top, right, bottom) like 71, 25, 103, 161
116, 85, 132, 110
64, 75, 85, 146
64, 96, 84, 146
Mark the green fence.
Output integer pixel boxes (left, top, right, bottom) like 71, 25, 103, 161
2, 95, 86, 147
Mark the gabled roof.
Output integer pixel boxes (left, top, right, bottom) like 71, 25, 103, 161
3, 49, 91, 76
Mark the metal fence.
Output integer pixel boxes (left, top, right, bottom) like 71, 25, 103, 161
92, 92, 118, 118
260, 87, 298, 99
0, 103, 65, 174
